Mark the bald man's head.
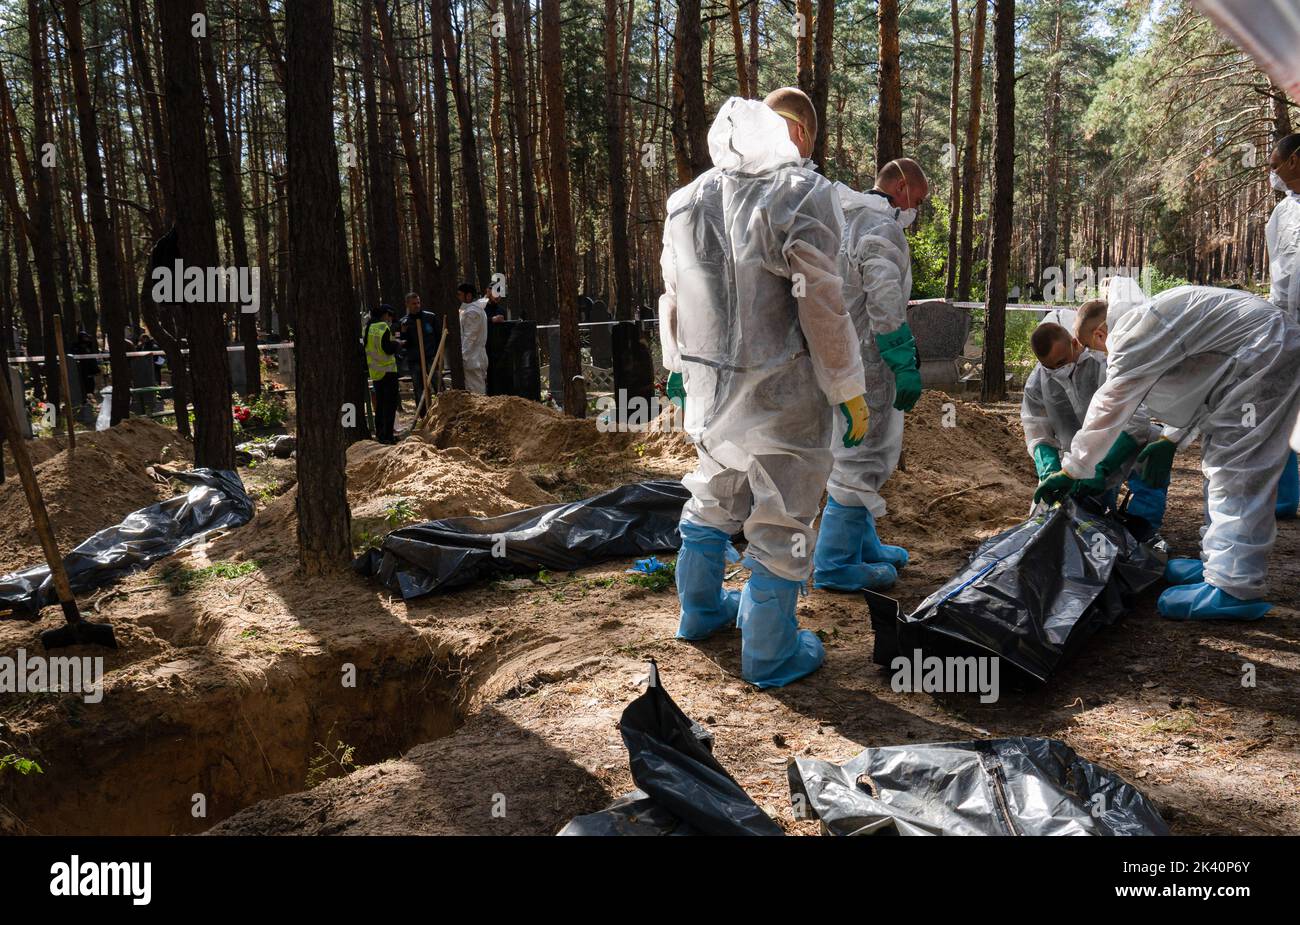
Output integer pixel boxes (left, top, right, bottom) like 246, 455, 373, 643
874, 158, 929, 210
763, 87, 817, 159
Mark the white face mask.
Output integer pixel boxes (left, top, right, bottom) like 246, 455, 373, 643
1045, 361, 1075, 382
896, 208, 917, 229
1270, 170, 1291, 194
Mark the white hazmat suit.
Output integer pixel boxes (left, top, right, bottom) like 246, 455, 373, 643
1266, 190, 1300, 321
1061, 286, 1300, 600
659, 98, 864, 582
459, 297, 489, 394
824, 183, 911, 516
1022, 299, 1155, 460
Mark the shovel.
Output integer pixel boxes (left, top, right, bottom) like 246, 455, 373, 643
0, 366, 116, 649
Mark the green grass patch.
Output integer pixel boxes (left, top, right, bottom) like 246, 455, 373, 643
161, 560, 262, 595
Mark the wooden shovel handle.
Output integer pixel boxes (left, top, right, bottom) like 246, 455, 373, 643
0, 368, 76, 605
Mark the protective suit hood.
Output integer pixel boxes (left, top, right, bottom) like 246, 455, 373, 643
707, 97, 801, 174
1104, 275, 1148, 327
834, 181, 907, 223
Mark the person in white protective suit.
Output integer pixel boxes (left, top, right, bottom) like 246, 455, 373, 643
456, 283, 489, 394
1035, 285, 1300, 621
659, 89, 870, 688
1265, 133, 1300, 518
1021, 294, 1167, 538
811, 161, 928, 592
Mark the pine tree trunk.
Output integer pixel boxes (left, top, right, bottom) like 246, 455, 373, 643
21, 4, 64, 411
62, 0, 133, 425
156, 0, 235, 468
605, 0, 633, 318
440, 0, 493, 292
876, 0, 903, 169
286, 0, 355, 574
727, 0, 749, 97
945, 0, 961, 299
810, 0, 835, 169
429, 0, 466, 389
981, 0, 1015, 404
540, 0, 585, 417
502, 0, 548, 321
197, 0, 260, 397
671, 0, 710, 182
361, 0, 405, 309
958, 0, 987, 300
1039, 8, 1062, 282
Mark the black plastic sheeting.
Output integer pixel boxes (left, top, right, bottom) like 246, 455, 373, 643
789, 736, 1169, 835
869, 498, 1165, 685
357, 480, 690, 599
558, 662, 783, 836
0, 469, 254, 620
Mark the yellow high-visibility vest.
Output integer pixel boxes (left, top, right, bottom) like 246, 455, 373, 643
365, 321, 397, 381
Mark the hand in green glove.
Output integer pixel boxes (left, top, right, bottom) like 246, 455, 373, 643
666, 371, 686, 412
840, 394, 870, 448
1072, 431, 1140, 497
1135, 436, 1177, 489
1034, 470, 1077, 505
876, 323, 923, 412
1032, 444, 1062, 483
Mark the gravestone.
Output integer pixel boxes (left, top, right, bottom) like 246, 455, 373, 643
588, 300, 613, 368
906, 300, 972, 392
487, 320, 541, 401
612, 321, 654, 405
228, 348, 246, 395
547, 328, 562, 399
131, 355, 158, 414
7, 365, 32, 438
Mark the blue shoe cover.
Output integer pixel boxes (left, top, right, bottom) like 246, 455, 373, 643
813, 499, 898, 592
739, 561, 825, 688
1125, 474, 1168, 532
1164, 557, 1204, 586
1277, 451, 1298, 520
1157, 582, 1272, 621
675, 521, 741, 640
861, 504, 909, 569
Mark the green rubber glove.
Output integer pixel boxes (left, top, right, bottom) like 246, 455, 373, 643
1072, 431, 1140, 497
666, 371, 685, 412
1135, 436, 1178, 489
1034, 470, 1077, 505
876, 323, 923, 412
1032, 444, 1062, 482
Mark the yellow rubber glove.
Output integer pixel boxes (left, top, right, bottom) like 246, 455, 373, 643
839, 394, 870, 448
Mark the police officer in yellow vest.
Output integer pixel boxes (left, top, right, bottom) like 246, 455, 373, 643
366, 304, 401, 444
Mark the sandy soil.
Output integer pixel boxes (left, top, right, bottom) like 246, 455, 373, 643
1, 392, 1295, 835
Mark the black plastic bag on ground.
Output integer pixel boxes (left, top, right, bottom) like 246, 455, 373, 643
558, 662, 783, 836
357, 480, 689, 599
869, 498, 1164, 685
0, 469, 254, 620
788, 736, 1168, 835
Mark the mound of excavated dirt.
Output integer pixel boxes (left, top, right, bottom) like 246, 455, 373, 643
878, 391, 1037, 560
230, 434, 558, 561
419, 391, 695, 468
0, 420, 191, 573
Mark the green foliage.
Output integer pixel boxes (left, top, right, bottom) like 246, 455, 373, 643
1144, 266, 1193, 297
0, 754, 43, 776
382, 497, 417, 528
626, 559, 676, 593
161, 560, 261, 595
305, 730, 359, 789
908, 200, 952, 300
